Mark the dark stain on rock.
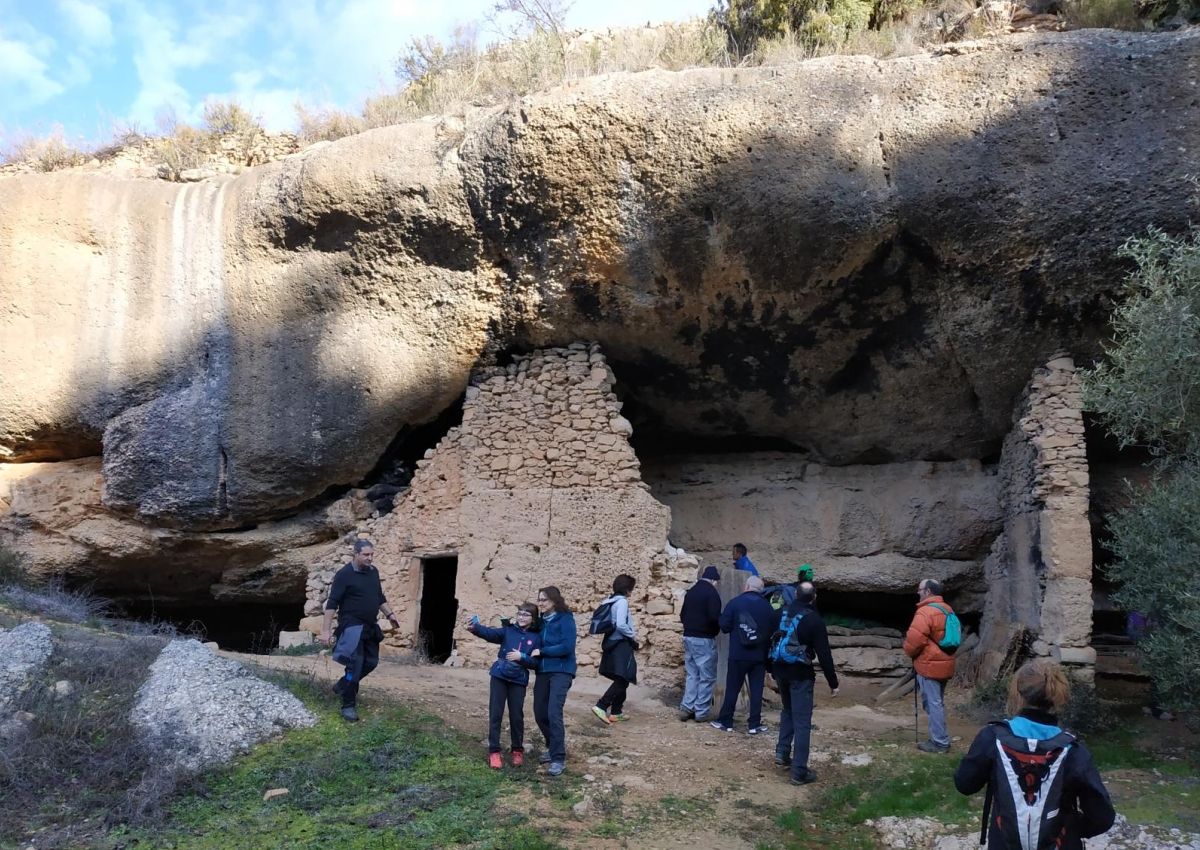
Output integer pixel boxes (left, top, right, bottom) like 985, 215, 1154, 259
570, 280, 603, 322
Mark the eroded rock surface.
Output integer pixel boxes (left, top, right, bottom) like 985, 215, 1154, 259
132, 639, 314, 772
0, 622, 53, 714
1, 31, 1197, 538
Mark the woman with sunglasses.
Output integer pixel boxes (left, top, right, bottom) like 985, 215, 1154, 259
532, 586, 577, 776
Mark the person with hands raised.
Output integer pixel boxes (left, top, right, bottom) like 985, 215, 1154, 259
464, 603, 542, 769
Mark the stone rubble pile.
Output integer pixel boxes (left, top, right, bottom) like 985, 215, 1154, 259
869, 815, 1200, 850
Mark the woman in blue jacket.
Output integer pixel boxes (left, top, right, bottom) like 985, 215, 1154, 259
464, 602, 542, 769
532, 585, 577, 777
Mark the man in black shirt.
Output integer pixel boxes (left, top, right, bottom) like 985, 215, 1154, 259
770, 582, 838, 785
321, 539, 399, 721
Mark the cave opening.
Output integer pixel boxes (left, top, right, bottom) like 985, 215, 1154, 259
418, 555, 459, 663
109, 598, 302, 653
356, 394, 466, 515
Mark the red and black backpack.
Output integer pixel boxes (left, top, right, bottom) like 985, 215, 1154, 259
980, 720, 1078, 849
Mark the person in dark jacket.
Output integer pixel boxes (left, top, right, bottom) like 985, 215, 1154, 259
532, 585, 577, 777
712, 575, 775, 734
679, 565, 722, 722
593, 574, 638, 724
465, 602, 542, 769
320, 539, 400, 722
770, 582, 839, 785
955, 659, 1115, 850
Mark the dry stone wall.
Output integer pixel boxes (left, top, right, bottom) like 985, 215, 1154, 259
304, 344, 697, 683
973, 355, 1094, 682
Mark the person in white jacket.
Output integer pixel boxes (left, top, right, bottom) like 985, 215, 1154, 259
592, 574, 638, 724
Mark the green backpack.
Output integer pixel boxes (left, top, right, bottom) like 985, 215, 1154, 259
929, 603, 961, 652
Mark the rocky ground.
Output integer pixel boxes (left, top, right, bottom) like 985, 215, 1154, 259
244, 651, 1199, 849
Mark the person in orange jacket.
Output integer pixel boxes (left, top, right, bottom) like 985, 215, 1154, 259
903, 578, 956, 753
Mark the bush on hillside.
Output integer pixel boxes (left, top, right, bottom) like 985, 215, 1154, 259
200, 100, 263, 138
1, 126, 88, 171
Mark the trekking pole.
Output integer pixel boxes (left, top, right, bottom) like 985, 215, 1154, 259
913, 667, 919, 745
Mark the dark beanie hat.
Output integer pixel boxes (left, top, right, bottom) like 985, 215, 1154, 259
701, 565, 721, 581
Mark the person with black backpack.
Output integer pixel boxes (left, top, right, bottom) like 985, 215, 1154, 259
711, 575, 775, 734
954, 659, 1115, 849
591, 574, 638, 725
769, 582, 839, 785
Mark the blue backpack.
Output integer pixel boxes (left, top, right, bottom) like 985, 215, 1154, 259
769, 611, 810, 665
929, 603, 962, 652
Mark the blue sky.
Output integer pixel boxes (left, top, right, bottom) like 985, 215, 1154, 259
0, 0, 710, 145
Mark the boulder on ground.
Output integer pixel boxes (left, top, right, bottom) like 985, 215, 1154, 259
0, 622, 53, 714
132, 639, 315, 772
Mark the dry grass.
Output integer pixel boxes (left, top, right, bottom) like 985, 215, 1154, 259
1, 126, 89, 171
1062, 0, 1145, 29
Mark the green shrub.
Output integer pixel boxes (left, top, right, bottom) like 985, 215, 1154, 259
1083, 218, 1200, 728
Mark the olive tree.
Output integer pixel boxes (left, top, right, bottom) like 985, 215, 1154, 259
1082, 221, 1200, 724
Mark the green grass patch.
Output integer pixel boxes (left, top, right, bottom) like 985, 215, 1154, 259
767, 747, 977, 850
108, 680, 565, 850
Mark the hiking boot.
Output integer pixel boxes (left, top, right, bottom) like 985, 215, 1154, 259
916, 740, 950, 753
538, 752, 552, 765
332, 678, 346, 696
488, 752, 503, 770
591, 706, 613, 725
340, 706, 359, 723
511, 750, 524, 767
789, 770, 818, 786
709, 721, 734, 732
547, 762, 565, 777
678, 709, 695, 722
774, 753, 792, 767
747, 725, 769, 735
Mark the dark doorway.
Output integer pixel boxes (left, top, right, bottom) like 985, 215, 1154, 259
419, 556, 459, 662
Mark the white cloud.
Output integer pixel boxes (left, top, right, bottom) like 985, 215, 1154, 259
0, 26, 64, 109
58, 0, 114, 48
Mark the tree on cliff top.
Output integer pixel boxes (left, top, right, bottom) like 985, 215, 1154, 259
1083, 216, 1200, 726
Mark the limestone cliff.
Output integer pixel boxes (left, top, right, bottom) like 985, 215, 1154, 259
1, 30, 1198, 601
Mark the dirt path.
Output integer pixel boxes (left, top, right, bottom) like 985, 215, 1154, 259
238, 650, 989, 848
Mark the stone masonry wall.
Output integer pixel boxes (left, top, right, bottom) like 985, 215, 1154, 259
973, 355, 1095, 683
304, 343, 697, 684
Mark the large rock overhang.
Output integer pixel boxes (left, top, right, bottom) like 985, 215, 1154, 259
0, 30, 1197, 531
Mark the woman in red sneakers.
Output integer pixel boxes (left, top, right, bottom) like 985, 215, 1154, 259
465, 603, 542, 768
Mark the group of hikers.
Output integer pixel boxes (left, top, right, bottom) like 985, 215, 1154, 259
322, 539, 1117, 849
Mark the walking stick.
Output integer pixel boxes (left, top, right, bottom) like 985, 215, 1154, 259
913, 668, 920, 744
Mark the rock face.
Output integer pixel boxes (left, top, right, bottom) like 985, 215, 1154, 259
0, 458, 370, 603
132, 639, 315, 772
0, 622, 53, 714
1, 32, 1198, 671
645, 455, 1000, 598
1, 31, 1198, 534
